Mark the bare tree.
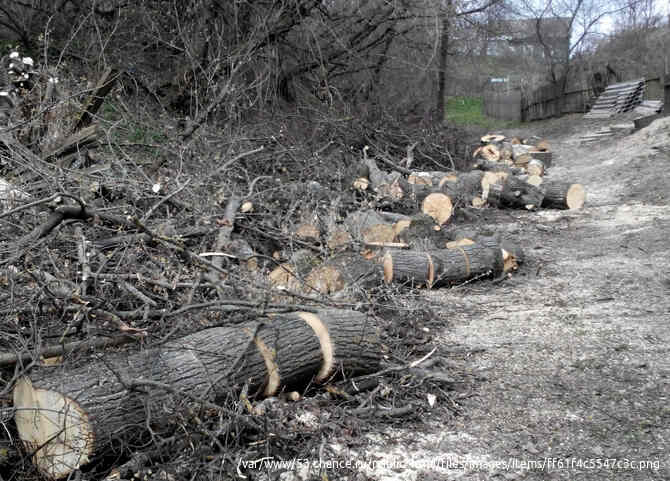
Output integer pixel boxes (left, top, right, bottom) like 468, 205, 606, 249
434, 0, 504, 121
511, 0, 644, 108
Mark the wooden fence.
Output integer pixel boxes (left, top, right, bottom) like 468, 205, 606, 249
484, 74, 666, 122
521, 84, 593, 121
482, 88, 522, 122
483, 82, 592, 122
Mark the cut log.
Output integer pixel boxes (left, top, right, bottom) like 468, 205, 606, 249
439, 170, 489, 207
526, 158, 545, 177
487, 176, 545, 210
395, 214, 449, 249
535, 139, 550, 152
407, 171, 449, 186
541, 181, 586, 210
362, 223, 396, 244
353, 177, 369, 191
519, 174, 543, 187
472, 159, 524, 176
421, 192, 453, 225
529, 150, 552, 168
344, 210, 397, 243
407, 172, 433, 185
304, 253, 384, 295
383, 244, 504, 288
480, 134, 505, 145
480, 171, 509, 201
14, 309, 380, 480
0, 177, 31, 211
43, 125, 99, 163
326, 229, 353, 250
473, 144, 501, 162
511, 144, 533, 167
362, 151, 403, 200
268, 249, 318, 290
472, 235, 525, 273
295, 222, 321, 242
499, 143, 513, 162
513, 154, 531, 167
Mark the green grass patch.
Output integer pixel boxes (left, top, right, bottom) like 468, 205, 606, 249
445, 96, 520, 130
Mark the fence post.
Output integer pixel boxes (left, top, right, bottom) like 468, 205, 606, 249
665, 78, 670, 115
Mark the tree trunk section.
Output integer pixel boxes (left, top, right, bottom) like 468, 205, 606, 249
487, 176, 545, 210
383, 244, 503, 288
14, 310, 380, 480
541, 181, 586, 210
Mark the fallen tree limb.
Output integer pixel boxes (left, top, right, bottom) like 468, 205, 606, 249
13, 309, 380, 480
74, 68, 119, 131
0, 335, 141, 367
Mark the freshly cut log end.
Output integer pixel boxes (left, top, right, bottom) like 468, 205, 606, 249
525, 175, 543, 187
327, 229, 353, 250
526, 158, 545, 177
471, 196, 486, 208
14, 310, 381, 479
363, 224, 396, 243
480, 171, 508, 201
513, 153, 531, 167
502, 249, 517, 273
481, 134, 505, 144
536, 140, 550, 152
421, 193, 452, 225
542, 182, 586, 210
14, 377, 94, 479
305, 265, 346, 294
478, 144, 501, 162
353, 177, 369, 191
295, 223, 321, 241
565, 184, 586, 209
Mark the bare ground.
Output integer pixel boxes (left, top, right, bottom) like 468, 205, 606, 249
353, 114, 670, 480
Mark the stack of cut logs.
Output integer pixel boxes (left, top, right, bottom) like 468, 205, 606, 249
470, 133, 585, 211
270, 133, 586, 293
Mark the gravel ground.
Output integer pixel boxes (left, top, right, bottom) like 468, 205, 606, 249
355, 114, 670, 481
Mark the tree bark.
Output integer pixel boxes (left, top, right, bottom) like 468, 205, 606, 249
487, 175, 545, 210
383, 244, 503, 288
541, 181, 586, 209
14, 309, 380, 480
435, 1, 453, 122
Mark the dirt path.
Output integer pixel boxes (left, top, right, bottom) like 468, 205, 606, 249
357, 115, 670, 480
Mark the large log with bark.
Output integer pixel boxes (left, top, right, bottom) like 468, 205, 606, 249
14, 309, 380, 479
540, 181, 586, 209
487, 175, 545, 210
383, 244, 504, 288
